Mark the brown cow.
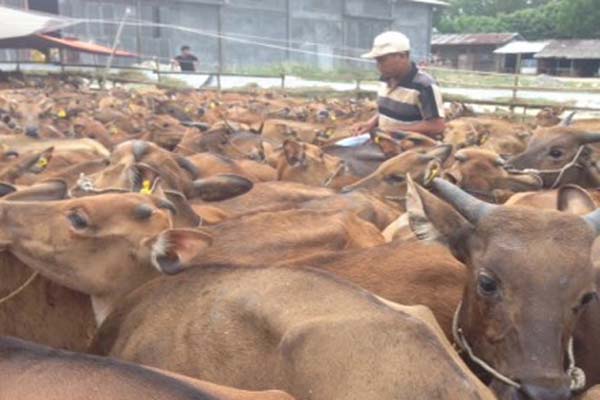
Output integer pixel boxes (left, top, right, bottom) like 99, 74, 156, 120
0, 193, 176, 325
506, 127, 600, 188
442, 148, 542, 202
406, 176, 598, 400
340, 145, 452, 208
0, 336, 294, 400
275, 140, 345, 187
90, 265, 495, 400
444, 117, 530, 157
150, 208, 384, 272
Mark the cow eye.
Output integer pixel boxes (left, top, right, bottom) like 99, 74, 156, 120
385, 174, 405, 184
68, 211, 88, 230
549, 148, 564, 159
580, 292, 597, 307
477, 274, 498, 297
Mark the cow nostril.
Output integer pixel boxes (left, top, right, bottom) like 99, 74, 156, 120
521, 383, 571, 400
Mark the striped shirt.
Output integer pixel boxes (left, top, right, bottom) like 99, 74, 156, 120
377, 63, 445, 134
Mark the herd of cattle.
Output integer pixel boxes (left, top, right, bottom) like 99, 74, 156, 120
0, 76, 599, 399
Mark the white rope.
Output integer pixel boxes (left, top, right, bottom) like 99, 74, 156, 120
71, 18, 373, 63
518, 145, 589, 189
452, 301, 586, 392
83, 16, 371, 55
452, 301, 522, 389
0, 272, 39, 305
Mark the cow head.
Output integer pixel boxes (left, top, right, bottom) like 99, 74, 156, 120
341, 145, 452, 203
443, 148, 542, 203
0, 193, 175, 323
8, 95, 54, 138
535, 107, 565, 128
276, 140, 344, 187
407, 177, 598, 400
506, 127, 600, 187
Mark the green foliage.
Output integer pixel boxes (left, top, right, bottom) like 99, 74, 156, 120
435, 0, 600, 39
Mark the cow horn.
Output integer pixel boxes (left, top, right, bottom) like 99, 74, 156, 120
584, 208, 600, 235
132, 140, 149, 162
560, 111, 576, 127
580, 132, 600, 144
432, 178, 496, 224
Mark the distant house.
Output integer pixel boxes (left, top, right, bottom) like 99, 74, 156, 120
493, 41, 549, 74
431, 32, 522, 71
535, 40, 600, 77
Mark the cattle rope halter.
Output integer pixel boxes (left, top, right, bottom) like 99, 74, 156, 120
452, 300, 586, 392
0, 271, 39, 305
518, 145, 590, 190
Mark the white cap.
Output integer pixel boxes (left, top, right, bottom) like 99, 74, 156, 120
361, 31, 411, 59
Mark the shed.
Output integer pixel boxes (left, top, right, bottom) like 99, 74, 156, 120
431, 32, 522, 71
493, 41, 549, 74
535, 40, 600, 77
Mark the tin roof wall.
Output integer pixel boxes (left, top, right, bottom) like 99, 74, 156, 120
534, 39, 600, 59
432, 33, 521, 46
494, 41, 550, 54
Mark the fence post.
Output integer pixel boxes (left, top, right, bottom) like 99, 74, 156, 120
217, 73, 221, 92
356, 79, 361, 91
281, 74, 285, 89
510, 53, 522, 113
154, 57, 161, 83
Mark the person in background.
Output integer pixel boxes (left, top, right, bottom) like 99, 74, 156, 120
172, 45, 198, 72
351, 31, 445, 140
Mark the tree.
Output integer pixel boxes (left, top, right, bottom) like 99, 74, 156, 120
556, 0, 600, 38
434, 0, 600, 40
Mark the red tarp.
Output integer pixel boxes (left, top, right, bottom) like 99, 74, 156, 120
0, 33, 136, 57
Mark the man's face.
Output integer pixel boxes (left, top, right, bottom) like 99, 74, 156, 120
376, 52, 410, 80
182, 48, 191, 55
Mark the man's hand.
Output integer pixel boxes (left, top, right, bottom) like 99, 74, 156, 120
351, 122, 371, 136
351, 114, 378, 136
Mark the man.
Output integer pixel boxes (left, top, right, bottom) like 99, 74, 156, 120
172, 45, 199, 72
352, 31, 445, 139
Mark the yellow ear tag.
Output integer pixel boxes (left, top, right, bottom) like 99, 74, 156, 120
479, 133, 490, 144
57, 109, 67, 118
209, 102, 217, 109
110, 126, 118, 135
325, 128, 334, 138
37, 157, 48, 168
330, 114, 337, 121
139, 180, 153, 195
424, 165, 440, 185
374, 136, 381, 144
184, 106, 192, 113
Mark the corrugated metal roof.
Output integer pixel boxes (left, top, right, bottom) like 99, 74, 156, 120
432, 33, 521, 46
409, 0, 449, 6
534, 40, 600, 59
494, 41, 550, 54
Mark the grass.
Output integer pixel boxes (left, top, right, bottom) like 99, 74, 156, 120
227, 63, 378, 82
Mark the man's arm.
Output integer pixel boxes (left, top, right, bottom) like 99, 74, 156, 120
391, 118, 446, 138
415, 82, 446, 138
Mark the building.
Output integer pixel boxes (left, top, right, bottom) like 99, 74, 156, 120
493, 41, 549, 74
0, 0, 447, 71
535, 40, 600, 77
431, 32, 522, 71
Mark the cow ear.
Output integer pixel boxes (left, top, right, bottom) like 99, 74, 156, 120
406, 174, 473, 262
4, 180, 68, 201
163, 190, 202, 228
557, 185, 596, 215
190, 174, 253, 201
150, 229, 212, 275
283, 140, 305, 166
